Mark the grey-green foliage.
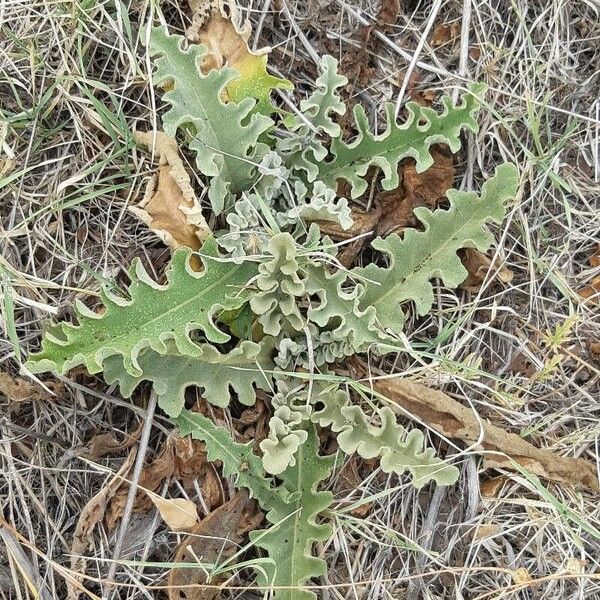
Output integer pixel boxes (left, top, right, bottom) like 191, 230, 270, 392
103, 338, 274, 417
149, 27, 273, 214
250, 233, 306, 335
354, 163, 519, 333
312, 387, 459, 487
27, 30, 521, 600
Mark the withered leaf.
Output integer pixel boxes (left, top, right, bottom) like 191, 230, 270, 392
168, 490, 260, 600
0, 371, 60, 402
151, 496, 199, 532
460, 247, 514, 291
132, 131, 210, 254
84, 421, 143, 460
431, 22, 460, 47
372, 377, 599, 491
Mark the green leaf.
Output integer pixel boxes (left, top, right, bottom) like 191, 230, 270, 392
354, 163, 519, 333
149, 26, 273, 213
176, 408, 283, 511
228, 53, 294, 115
312, 388, 459, 488
102, 338, 274, 417
317, 84, 485, 198
26, 239, 256, 377
278, 55, 347, 180
175, 410, 336, 600
251, 424, 334, 600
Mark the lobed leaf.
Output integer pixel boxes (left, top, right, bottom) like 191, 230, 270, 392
251, 424, 334, 600
149, 26, 273, 213
317, 84, 486, 198
354, 163, 519, 333
102, 338, 274, 417
312, 388, 459, 488
27, 239, 256, 377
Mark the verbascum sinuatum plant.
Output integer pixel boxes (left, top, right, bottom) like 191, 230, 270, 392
27, 25, 519, 600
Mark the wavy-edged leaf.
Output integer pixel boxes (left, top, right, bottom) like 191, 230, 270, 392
278, 55, 347, 180
149, 26, 273, 213
251, 424, 334, 600
312, 389, 459, 488
317, 84, 485, 198
27, 239, 256, 377
176, 408, 284, 511
354, 163, 519, 333
102, 338, 274, 417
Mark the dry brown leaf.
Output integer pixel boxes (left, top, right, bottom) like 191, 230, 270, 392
460, 247, 514, 291
479, 476, 507, 498
0, 371, 60, 402
107, 431, 210, 529
84, 421, 143, 460
372, 377, 599, 491
132, 131, 210, 256
168, 490, 261, 600
589, 341, 600, 357
68, 450, 136, 600
431, 21, 460, 47
187, 0, 263, 72
151, 496, 199, 531
511, 567, 534, 587
578, 244, 600, 302
472, 523, 501, 541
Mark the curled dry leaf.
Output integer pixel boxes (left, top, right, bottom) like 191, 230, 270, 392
460, 247, 514, 291
372, 377, 599, 491
151, 495, 199, 532
84, 421, 143, 460
132, 131, 210, 254
68, 450, 136, 600
168, 490, 261, 600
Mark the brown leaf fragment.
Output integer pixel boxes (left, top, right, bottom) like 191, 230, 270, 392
151, 496, 199, 532
132, 131, 210, 255
376, 0, 400, 30
0, 371, 60, 402
459, 247, 514, 291
372, 377, 599, 491
68, 450, 136, 600
578, 244, 600, 302
84, 421, 143, 460
431, 21, 460, 47
168, 490, 260, 600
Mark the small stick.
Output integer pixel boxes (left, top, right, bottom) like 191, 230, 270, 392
103, 391, 158, 599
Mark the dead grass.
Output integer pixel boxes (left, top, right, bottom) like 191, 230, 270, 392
1, 0, 599, 598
